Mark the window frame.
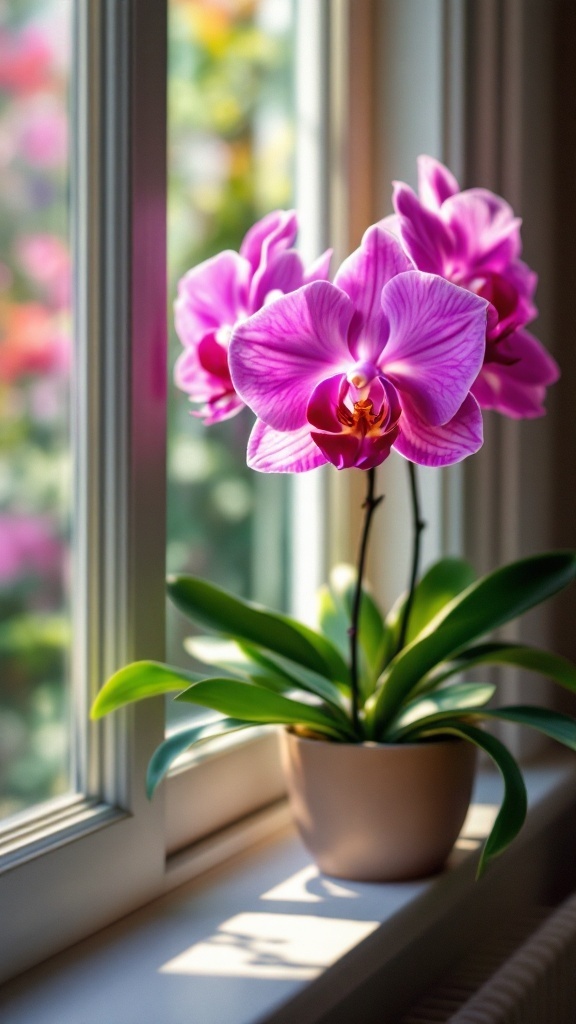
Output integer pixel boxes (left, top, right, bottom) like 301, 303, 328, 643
0, 0, 168, 982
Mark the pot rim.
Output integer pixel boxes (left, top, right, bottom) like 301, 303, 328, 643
284, 727, 471, 752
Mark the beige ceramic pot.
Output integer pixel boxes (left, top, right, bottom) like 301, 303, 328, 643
280, 729, 477, 882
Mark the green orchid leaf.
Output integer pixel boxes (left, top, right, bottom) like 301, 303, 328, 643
316, 584, 350, 659
168, 575, 349, 684
185, 636, 320, 699
423, 642, 576, 695
184, 636, 258, 677
184, 636, 289, 689
176, 678, 355, 740
408, 720, 527, 878
478, 705, 576, 751
392, 704, 576, 754
382, 590, 408, 665
91, 661, 203, 718
325, 564, 389, 683
146, 717, 252, 797
405, 557, 477, 644
368, 552, 576, 732
383, 682, 496, 741
237, 643, 351, 716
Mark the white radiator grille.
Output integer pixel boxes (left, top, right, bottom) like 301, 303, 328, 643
401, 894, 576, 1023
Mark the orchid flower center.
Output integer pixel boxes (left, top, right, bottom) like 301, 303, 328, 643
337, 396, 387, 438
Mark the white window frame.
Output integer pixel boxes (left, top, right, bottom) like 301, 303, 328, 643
0, 0, 168, 981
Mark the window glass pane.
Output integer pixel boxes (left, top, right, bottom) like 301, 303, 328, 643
0, 0, 72, 821
167, 0, 295, 725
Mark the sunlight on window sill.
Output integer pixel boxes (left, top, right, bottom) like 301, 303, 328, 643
1, 759, 575, 1024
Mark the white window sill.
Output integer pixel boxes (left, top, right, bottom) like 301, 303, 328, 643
2, 757, 576, 1024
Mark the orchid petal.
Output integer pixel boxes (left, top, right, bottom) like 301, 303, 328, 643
380, 272, 488, 425
247, 420, 326, 473
334, 225, 411, 361
175, 251, 250, 345
174, 345, 244, 424
441, 190, 522, 272
377, 213, 402, 239
393, 182, 453, 274
417, 155, 459, 211
472, 330, 560, 418
498, 330, 559, 385
312, 428, 398, 471
230, 282, 356, 431
239, 209, 298, 272
309, 430, 363, 470
197, 333, 230, 378
174, 343, 224, 400
199, 393, 246, 425
247, 212, 301, 307
306, 374, 346, 431
394, 393, 483, 466
249, 249, 306, 311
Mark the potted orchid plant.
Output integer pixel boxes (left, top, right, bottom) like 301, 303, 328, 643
92, 157, 576, 881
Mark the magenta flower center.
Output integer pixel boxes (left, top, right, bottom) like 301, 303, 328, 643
337, 395, 388, 439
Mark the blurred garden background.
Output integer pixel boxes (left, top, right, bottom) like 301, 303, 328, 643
0, 0, 296, 818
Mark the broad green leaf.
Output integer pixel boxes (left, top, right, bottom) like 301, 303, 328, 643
186, 635, 350, 713
408, 720, 527, 877
325, 564, 389, 685
184, 636, 290, 691
316, 584, 350, 660
168, 575, 349, 684
368, 552, 576, 732
422, 642, 576, 695
176, 678, 355, 740
392, 705, 576, 754
382, 683, 496, 741
237, 643, 351, 716
478, 705, 576, 752
146, 717, 252, 797
91, 661, 203, 718
382, 589, 408, 664
405, 558, 476, 644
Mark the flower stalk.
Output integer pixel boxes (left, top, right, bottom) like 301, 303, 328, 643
349, 467, 384, 733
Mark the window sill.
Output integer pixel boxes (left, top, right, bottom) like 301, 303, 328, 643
2, 757, 576, 1024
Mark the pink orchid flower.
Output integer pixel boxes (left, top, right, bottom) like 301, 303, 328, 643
229, 226, 488, 473
384, 155, 559, 418
174, 210, 331, 424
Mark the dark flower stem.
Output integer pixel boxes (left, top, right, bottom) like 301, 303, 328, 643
349, 468, 384, 735
397, 461, 426, 652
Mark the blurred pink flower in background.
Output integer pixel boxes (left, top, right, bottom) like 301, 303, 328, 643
17, 97, 67, 168
0, 26, 53, 95
0, 513, 62, 586
0, 302, 69, 382
17, 234, 70, 308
